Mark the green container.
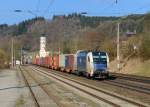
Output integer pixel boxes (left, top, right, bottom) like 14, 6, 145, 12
59, 54, 65, 69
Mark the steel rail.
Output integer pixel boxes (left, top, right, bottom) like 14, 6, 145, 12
110, 73, 150, 84
103, 80, 150, 95
31, 67, 120, 107
22, 66, 64, 107
19, 66, 40, 107
31, 66, 148, 107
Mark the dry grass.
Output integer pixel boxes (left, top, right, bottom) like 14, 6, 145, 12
15, 95, 25, 107
110, 58, 150, 77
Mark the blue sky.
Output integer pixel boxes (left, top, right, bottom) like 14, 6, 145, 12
0, 0, 150, 25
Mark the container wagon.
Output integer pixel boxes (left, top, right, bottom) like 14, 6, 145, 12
39, 57, 45, 67
59, 54, 65, 71
44, 56, 49, 68
52, 54, 59, 70
35, 57, 40, 65
76, 50, 88, 75
65, 54, 76, 73
48, 55, 53, 68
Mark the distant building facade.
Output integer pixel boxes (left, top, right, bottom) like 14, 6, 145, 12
40, 36, 47, 57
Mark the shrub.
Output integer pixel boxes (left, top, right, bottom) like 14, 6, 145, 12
0, 49, 9, 68
139, 34, 150, 60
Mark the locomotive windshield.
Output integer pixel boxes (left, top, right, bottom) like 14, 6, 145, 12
92, 52, 107, 63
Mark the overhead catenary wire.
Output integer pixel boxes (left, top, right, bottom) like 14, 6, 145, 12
84, 0, 119, 16
100, 0, 118, 12
43, 0, 55, 16
0, 1, 150, 17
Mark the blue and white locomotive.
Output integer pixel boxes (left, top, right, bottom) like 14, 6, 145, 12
76, 50, 109, 78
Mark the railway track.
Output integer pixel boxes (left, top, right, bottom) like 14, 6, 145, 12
30, 66, 149, 107
102, 79, 150, 95
19, 66, 62, 107
104, 73, 150, 95
110, 73, 150, 84
36, 66, 150, 96
19, 66, 40, 107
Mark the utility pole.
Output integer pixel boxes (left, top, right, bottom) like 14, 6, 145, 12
13, 38, 16, 67
11, 38, 14, 68
14, 43, 16, 67
117, 23, 120, 72
21, 47, 22, 65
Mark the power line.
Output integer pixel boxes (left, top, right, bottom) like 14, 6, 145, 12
1, 0, 150, 17
43, 0, 55, 16
101, 0, 118, 12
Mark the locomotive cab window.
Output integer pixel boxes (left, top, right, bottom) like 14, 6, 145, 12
92, 52, 107, 63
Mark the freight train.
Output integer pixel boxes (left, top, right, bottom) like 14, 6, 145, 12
32, 50, 109, 79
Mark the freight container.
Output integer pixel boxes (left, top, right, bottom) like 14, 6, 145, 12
76, 50, 88, 75
32, 53, 39, 65
52, 54, 59, 70
35, 57, 40, 65
48, 55, 53, 68
44, 56, 49, 67
32, 56, 34, 64
59, 54, 65, 71
39, 57, 45, 66
32, 56, 36, 65
27, 58, 32, 64
73, 54, 77, 73
65, 54, 75, 73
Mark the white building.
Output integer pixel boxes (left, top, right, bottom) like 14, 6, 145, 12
39, 36, 47, 57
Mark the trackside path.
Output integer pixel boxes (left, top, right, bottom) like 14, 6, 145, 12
0, 68, 37, 107
0, 69, 21, 107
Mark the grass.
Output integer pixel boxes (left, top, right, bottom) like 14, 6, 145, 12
15, 95, 25, 107
133, 60, 150, 77
110, 58, 150, 77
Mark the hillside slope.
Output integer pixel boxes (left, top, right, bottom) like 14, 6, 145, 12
110, 58, 150, 77
0, 13, 150, 69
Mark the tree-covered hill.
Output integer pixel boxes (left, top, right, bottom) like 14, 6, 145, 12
0, 13, 150, 67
